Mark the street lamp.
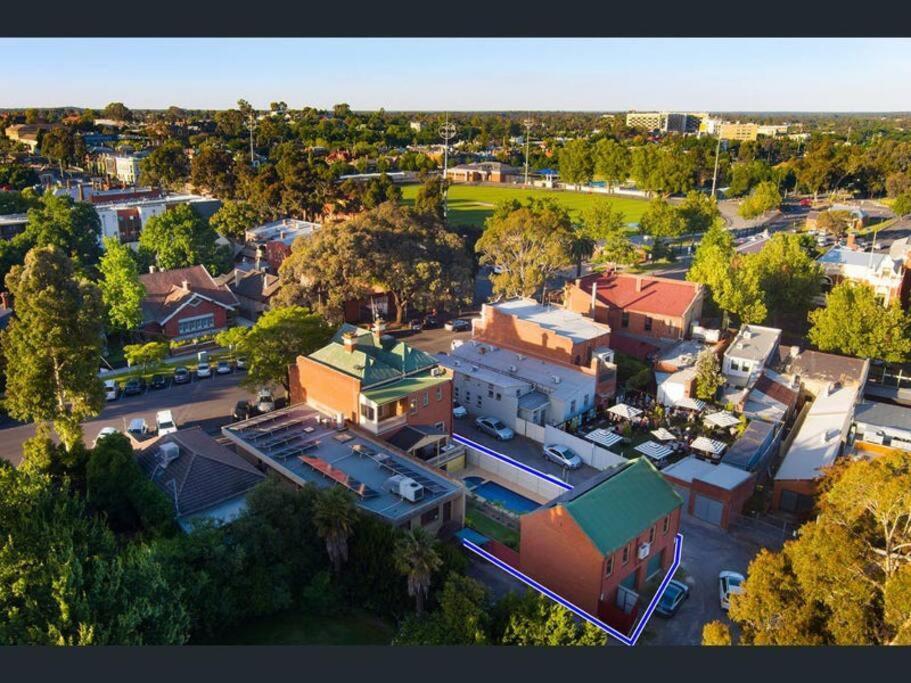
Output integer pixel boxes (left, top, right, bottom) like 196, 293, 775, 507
439, 116, 457, 220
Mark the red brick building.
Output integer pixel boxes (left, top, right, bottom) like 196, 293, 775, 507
138, 265, 239, 341
289, 321, 453, 439
564, 272, 704, 355
662, 457, 756, 529
520, 458, 683, 631
472, 298, 617, 403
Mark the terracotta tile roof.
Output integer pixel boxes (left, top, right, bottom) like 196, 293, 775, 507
139, 265, 239, 324
581, 272, 701, 318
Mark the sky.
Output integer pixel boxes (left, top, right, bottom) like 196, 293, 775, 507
2, 38, 910, 112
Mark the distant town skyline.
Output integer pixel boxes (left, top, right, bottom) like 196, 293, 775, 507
1, 38, 910, 112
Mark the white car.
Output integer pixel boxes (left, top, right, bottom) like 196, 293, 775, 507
92, 426, 120, 447
543, 443, 584, 470
257, 389, 276, 413
196, 362, 212, 378
103, 379, 119, 401
474, 416, 515, 441
453, 402, 468, 419
719, 570, 745, 611
156, 409, 178, 435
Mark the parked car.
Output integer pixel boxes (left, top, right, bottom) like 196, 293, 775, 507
149, 374, 168, 390
156, 409, 178, 436
233, 400, 253, 422
196, 362, 212, 379
122, 377, 146, 396
655, 579, 690, 617
409, 319, 424, 331
103, 379, 119, 401
542, 443, 584, 470
128, 418, 151, 439
257, 389, 276, 413
92, 426, 120, 447
444, 318, 471, 332
453, 402, 468, 419
216, 360, 232, 375
173, 366, 191, 384
423, 315, 440, 329
719, 571, 745, 611
235, 356, 247, 370
475, 416, 514, 441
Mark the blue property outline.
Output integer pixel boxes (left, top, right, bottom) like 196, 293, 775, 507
462, 533, 684, 647
453, 432, 684, 646
451, 433, 573, 490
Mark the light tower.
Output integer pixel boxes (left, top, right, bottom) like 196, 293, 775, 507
439, 115, 457, 220
523, 117, 534, 187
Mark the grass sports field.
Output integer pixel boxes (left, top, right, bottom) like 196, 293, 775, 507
401, 183, 649, 229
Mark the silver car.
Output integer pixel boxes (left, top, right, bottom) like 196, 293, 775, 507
543, 443, 584, 469
474, 416, 515, 441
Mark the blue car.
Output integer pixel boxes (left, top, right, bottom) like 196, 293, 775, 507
655, 579, 690, 617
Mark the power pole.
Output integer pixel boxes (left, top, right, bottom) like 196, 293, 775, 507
248, 113, 255, 165
439, 115, 457, 221
711, 135, 722, 198
523, 117, 533, 187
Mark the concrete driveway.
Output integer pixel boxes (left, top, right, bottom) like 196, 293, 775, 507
453, 418, 600, 487
640, 512, 763, 646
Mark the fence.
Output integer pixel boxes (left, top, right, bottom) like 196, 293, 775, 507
514, 417, 546, 443
543, 425, 626, 471
463, 444, 567, 501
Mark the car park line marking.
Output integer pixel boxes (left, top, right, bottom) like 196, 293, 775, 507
462, 532, 684, 647
451, 433, 572, 490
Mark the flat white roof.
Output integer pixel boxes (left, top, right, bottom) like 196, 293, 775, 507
818, 246, 896, 272
245, 218, 320, 244
435, 352, 531, 391
663, 456, 753, 490
487, 299, 611, 344
725, 324, 782, 362
775, 383, 859, 481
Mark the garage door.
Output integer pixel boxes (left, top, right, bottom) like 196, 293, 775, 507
693, 494, 724, 526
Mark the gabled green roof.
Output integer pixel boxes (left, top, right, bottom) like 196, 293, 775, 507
307, 324, 440, 388
559, 458, 683, 555
361, 372, 450, 405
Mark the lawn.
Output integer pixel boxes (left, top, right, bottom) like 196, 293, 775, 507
206, 609, 396, 645
401, 183, 650, 230
465, 501, 520, 549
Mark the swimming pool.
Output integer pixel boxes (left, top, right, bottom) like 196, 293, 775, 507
463, 476, 540, 514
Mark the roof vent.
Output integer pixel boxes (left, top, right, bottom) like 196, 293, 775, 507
552, 375, 561, 384
158, 442, 180, 469
508, 365, 517, 373
471, 365, 479, 372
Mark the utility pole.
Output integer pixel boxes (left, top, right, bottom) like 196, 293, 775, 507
523, 117, 533, 187
248, 113, 255, 165
710, 135, 722, 198
439, 115, 457, 220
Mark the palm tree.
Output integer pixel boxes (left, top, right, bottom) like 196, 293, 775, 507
569, 229, 596, 278
394, 527, 442, 616
312, 487, 357, 573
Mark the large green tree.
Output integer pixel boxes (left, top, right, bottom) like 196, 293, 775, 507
138, 203, 231, 275
495, 591, 607, 646
394, 527, 443, 616
2, 246, 105, 451
98, 237, 145, 334
312, 486, 357, 574
558, 139, 594, 187
694, 348, 724, 401
808, 281, 911, 363
738, 180, 782, 219
18, 193, 101, 270
138, 140, 189, 189
475, 198, 574, 298
639, 197, 686, 258
190, 141, 238, 197
747, 232, 822, 326
592, 138, 631, 191
208, 200, 262, 242
393, 573, 489, 645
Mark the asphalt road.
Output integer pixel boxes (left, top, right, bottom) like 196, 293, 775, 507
0, 371, 258, 466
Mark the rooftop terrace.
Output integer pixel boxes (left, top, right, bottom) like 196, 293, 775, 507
222, 404, 463, 524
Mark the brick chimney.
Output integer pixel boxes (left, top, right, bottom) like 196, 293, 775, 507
372, 317, 386, 342
342, 331, 357, 353
846, 232, 857, 250
635, 276, 644, 293
233, 269, 241, 289
181, 279, 189, 291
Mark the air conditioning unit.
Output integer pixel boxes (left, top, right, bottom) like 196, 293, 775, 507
637, 542, 651, 560
386, 475, 424, 502
158, 442, 180, 469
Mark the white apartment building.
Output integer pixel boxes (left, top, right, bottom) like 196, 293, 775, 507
722, 324, 782, 388
816, 246, 907, 307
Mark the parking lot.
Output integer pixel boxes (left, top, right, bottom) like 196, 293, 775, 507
453, 417, 600, 487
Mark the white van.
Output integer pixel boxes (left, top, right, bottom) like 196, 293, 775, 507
156, 409, 178, 435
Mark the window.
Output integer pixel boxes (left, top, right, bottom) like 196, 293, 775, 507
495, 393, 502, 401
476, 395, 482, 408
575, 355, 581, 365
423, 392, 429, 407
360, 403, 375, 421
420, 506, 440, 526
453, 387, 460, 399
435, 386, 443, 401
434, 421, 446, 431
465, 391, 471, 402
644, 316, 653, 332
622, 544, 630, 565
621, 311, 630, 328
662, 516, 670, 534
409, 399, 417, 415
488, 384, 494, 398
605, 556, 614, 577
729, 359, 740, 372
378, 403, 395, 420
583, 394, 590, 408
177, 313, 215, 336
570, 399, 576, 414
443, 501, 452, 523
649, 526, 655, 544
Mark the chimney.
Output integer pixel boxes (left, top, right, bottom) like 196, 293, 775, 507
590, 281, 597, 315
182, 279, 189, 291
77, 183, 85, 202
148, 265, 157, 274
342, 331, 357, 353
635, 276, 644, 293
372, 317, 386, 341
846, 232, 857, 250
233, 269, 241, 289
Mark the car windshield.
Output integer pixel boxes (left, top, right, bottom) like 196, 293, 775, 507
159, 421, 174, 429
490, 420, 505, 429
660, 585, 682, 605
728, 576, 742, 588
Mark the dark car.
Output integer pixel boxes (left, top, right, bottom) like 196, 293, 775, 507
655, 579, 690, 617
173, 366, 191, 385
149, 374, 168, 390
444, 318, 471, 332
122, 377, 146, 396
232, 400, 253, 422
423, 315, 440, 329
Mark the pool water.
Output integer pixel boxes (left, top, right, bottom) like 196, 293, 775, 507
463, 476, 540, 514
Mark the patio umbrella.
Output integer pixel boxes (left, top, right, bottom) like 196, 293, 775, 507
635, 440, 674, 462
675, 397, 706, 412
690, 436, 727, 455
585, 428, 624, 449
650, 428, 676, 442
703, 411, 740, 429
607, 403, 643, 420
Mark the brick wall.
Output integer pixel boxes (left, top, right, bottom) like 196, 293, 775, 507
403, 379, 453, 434
161, 300, 228, 340
290, 355, 361, 422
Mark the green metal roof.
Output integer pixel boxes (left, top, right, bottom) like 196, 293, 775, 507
361, 373, 450, 405
308, 324, 439, 388
562, 458, 683, 555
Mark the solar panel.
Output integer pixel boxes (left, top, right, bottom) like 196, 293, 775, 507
298, 455, 379, 499
368, 453, 445, 494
